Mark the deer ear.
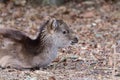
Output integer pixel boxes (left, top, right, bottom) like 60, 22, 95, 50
52, 18, 58, 29
47, 18, 59, 33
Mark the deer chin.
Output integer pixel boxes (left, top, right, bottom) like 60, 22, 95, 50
58, 42, 71, 49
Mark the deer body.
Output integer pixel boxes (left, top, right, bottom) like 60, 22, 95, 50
0, 18, 78, 69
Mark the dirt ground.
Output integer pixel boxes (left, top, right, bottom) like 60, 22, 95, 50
0, 0, 120, 80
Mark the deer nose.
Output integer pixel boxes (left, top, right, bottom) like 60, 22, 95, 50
71, 37, 78, 45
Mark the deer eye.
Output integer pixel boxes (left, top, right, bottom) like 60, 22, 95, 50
63, 31, 67, 34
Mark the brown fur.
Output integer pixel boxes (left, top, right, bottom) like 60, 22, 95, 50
0, 18, 78, 70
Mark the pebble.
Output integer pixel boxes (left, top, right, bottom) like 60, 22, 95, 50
91, 23, 97, 27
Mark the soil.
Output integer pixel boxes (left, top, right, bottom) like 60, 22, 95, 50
0, 0, 120, 80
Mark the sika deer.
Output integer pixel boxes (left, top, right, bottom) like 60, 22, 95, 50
0, 18, 78, 69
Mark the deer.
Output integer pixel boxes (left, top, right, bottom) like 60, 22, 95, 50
0, 18, 78, 70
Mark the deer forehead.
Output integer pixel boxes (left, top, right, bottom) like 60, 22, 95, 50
54, 20, 70, 32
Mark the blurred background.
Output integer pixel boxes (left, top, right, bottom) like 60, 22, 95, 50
0, 0, 120, 80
